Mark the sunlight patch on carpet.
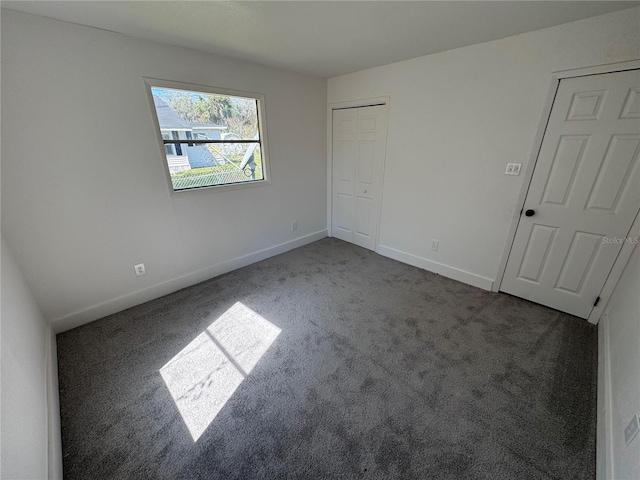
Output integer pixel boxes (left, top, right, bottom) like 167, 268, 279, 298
160, 302, 281, 441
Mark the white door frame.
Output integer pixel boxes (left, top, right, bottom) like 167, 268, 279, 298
327, 96, 390, 251
494, 59, 640, 324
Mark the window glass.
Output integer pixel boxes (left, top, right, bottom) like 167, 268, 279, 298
149, 85, 267, 191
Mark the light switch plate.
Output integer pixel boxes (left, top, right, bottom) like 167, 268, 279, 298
625, 413, 639, 446
505, 163, 522, 175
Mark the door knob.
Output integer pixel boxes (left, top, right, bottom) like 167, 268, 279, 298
525, 209, 535, 217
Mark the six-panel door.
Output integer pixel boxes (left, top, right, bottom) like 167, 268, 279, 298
501, 69, 640, 319
332, 105, 388, 251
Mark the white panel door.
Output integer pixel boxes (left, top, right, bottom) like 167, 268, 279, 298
501, 69, 640, 319
332, 105, 388, 251
331, 108, 358, 243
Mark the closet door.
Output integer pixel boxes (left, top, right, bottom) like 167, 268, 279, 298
331, 105, 388, 251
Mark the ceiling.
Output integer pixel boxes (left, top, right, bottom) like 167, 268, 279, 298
3, 1, 638, 78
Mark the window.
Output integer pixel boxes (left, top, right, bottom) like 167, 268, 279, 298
146, 79, 269, 191
162, 133, 176, 156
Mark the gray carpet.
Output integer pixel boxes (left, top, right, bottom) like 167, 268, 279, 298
57, 238, 598, 479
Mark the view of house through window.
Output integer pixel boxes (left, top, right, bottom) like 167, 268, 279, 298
149, 85, 266, 191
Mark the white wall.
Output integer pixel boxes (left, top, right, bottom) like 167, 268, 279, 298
328, 7, 640, 289
1, 237, 58, 479
598, 248, 640, 480
1, 10, 327, 330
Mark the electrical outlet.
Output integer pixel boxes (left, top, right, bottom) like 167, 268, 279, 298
505, 163, 522, 175
291, 220, 298, 231
133, 263, 146, 277
625, 414, 639, 446
431, 239, 439, 251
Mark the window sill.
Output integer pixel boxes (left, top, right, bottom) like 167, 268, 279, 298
169, 177, 271, 195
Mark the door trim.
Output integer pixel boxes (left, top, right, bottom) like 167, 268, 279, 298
494, 59, 640, 324
588, 211, 639, 324
327, 96, 390, 250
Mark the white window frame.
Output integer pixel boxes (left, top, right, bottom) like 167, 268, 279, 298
144, 77, 271, 193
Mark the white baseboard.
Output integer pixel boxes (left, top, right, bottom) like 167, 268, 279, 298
596, 314, 613, 480
375, 245, 494, 291
51, 230, 328, 333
